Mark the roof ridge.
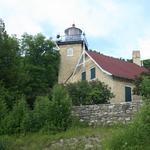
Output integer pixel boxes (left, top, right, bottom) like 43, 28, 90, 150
88, 50, 131, 64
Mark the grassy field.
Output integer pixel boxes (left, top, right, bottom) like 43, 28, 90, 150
0, 125, 124, 150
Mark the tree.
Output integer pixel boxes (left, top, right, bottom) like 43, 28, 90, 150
66, 80, 114, 105
0, 19, 22, 109
0, 19, 20, 89
20, 33, 60, 106
31, 96, 51, 132
49, 84, 72, 131
141, 76, 150, 99
1, 98, 29, 134
0, 98, 8, 126
143, 59, 150, 69
134, 73, 150, 99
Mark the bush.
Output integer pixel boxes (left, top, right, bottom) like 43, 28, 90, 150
88, 80, 114, 104
134, 74, 150, 99
66, 81, 90, 105
0, 84, 72, 135
0, 138, 10, 150
1, 97, 29, 134
141, 76, 150, 99
0, 98, 8, 122
0, 136, 13, 150
48, 84, 72, 131
66, 80, 114, 105
106, 99, 150, 150
31, 96, 51, 132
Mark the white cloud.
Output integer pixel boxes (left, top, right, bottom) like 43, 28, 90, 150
0, 0, 150, 59
0, 0, 124, 37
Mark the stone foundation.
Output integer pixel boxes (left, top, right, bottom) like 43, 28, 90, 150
72, 102, 142, 126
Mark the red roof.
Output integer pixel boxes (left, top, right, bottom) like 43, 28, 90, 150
87, 51, 148, 80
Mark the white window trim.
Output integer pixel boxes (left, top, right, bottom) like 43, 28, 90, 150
67, 48, 73, 56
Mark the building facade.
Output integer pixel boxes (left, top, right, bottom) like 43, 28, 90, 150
57, 24, 148, 103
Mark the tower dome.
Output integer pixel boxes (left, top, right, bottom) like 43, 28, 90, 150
64, 24, 82, 41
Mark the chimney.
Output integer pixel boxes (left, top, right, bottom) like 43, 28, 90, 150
132, 50, 141, 66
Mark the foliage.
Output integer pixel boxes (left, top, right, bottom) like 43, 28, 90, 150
66, 81, 90, 105
0, 98, 8, 123
66, 80, 114, 105
0, 82, 22, 110
0, 19, 22, 110
134, 73, 150, 99
31, 96, 51, 132
89, 80, 114, 104
1, 98, 29, 135
0, 137, 10, 150
20, 33, 60, 106
143, 59, 150, 69
21, 85, 72, 133
141, 76, 150, 98
0, 84, 72, 135
105, 100, 150, 150
0, 19, 21, 89
47, 84, 72, 131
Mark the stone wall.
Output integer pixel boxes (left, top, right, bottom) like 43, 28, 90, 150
72, 102, 142, 126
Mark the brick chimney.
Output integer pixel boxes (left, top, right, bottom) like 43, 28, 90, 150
132, 51, 141, 66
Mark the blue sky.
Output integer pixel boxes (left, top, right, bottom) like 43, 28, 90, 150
0, 0, 150, 59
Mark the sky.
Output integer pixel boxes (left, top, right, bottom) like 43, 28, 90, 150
0, 0, 150, 60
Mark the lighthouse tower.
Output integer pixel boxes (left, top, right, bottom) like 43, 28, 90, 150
57, 24, 88, 84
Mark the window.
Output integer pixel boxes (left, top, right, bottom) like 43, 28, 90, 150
90, 67, 96, 79
67, 48, 73, 56
81, 71, 86, 80
125, 86, 132, 102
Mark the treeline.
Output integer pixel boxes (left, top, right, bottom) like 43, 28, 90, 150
0, 19, 60, 109
0, 19, 69, 134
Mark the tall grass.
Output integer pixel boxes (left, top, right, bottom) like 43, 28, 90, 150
0, 125, 123, 150
0, 137, 11, 150
105, 100, 150, 150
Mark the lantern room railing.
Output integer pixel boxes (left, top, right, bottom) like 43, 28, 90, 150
56, 34, 88, 48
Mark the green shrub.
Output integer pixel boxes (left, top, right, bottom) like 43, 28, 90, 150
20, 109, 34, 133
134, 74, 150, 99
0, 98, 8, 135
32, 96, 51, 132
141, 76, 150, 99
88, 80, 114, 104
0, 136, 13, 150
0, 138, 10, 150
66, 80, 114, 105
47, 84, 72, 131
0, 84, 72, 134
66, 81, 90, 105
0, 98, 8, 121
106, 100, 150, 150
1, 98, 29, 134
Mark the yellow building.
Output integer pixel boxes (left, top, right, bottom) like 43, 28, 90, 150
57, 24, 148, 103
